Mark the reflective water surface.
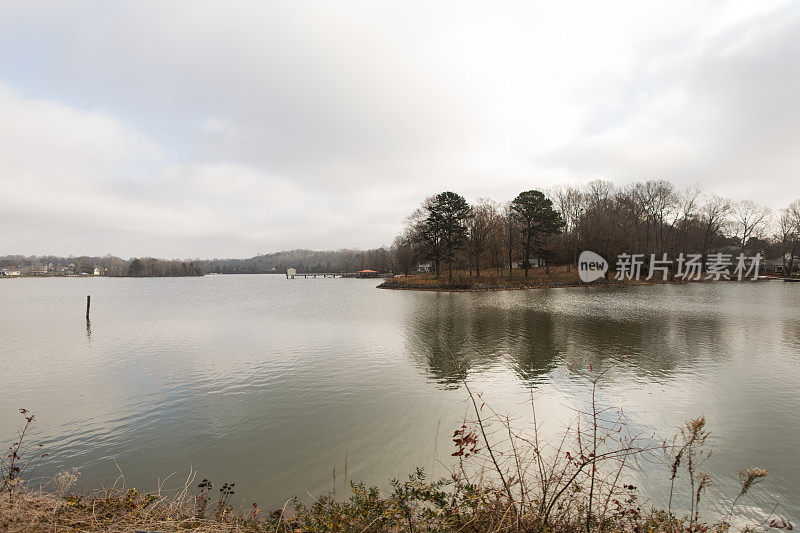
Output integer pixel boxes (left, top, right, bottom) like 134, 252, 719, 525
1, 276, 798, 521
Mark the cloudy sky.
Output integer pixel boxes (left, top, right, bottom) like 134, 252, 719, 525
1, 1, 798, 258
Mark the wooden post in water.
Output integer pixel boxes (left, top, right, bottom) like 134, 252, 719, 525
86, 295, 91, 319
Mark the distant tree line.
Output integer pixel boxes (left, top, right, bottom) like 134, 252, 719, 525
0, 255, 203, 277
126, 258, 203, 277
203, 248, 394, 275
0, 250, 395, 277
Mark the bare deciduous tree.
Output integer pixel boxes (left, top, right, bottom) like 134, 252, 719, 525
732, 199, 772, 248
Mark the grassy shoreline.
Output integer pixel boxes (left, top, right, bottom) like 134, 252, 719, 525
378, 265, 696, 292
0, 479, 731, 532
0, 440, 775, 533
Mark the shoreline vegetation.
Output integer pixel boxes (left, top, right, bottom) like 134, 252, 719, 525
378, 265, 714, 292
3, 367, 789, 532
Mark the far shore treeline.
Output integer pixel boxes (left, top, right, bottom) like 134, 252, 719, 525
3, 179, 800, 278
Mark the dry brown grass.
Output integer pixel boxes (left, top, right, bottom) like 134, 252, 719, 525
0, 485, 268, 532
1, 453, 268, 532
382, 265, 580, 290
381, 265, 684, 291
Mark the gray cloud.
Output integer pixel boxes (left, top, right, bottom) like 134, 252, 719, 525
539, 3, 800, 202
0, 0, 798, 257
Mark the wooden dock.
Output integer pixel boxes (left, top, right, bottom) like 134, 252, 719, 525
285, 270, 386, 279
289, 273, 345, 279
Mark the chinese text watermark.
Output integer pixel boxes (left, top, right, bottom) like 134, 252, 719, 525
579, 252, 762, 282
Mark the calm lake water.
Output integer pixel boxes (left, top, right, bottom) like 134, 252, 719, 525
1, 276, 798, 522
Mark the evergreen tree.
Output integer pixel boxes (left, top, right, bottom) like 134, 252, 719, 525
424, 192, 471, 281
510, 190, 563, 277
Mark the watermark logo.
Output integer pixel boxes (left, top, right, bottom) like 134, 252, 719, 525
578, 251, 762, 282
578, 250, 608, 283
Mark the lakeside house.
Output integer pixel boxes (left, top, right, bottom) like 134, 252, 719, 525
763, 256, 799, 275
0, 263, 101, 277
511, 256, 543, 269
27, 264, 49, 275
286, 267, 297, 279
415, 257, 543, 273
356, 269, 379, 278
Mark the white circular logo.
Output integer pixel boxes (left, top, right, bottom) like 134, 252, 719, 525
578, 251, 608, 283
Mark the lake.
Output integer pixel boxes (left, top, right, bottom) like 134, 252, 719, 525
1, 276, 798, 523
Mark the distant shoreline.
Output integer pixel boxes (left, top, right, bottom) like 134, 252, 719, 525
377, 278, 691, 292
375, 266, 782, 292
0, 274, 205, 279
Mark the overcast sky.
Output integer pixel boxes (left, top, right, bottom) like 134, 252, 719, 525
1, 1, 798, 258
